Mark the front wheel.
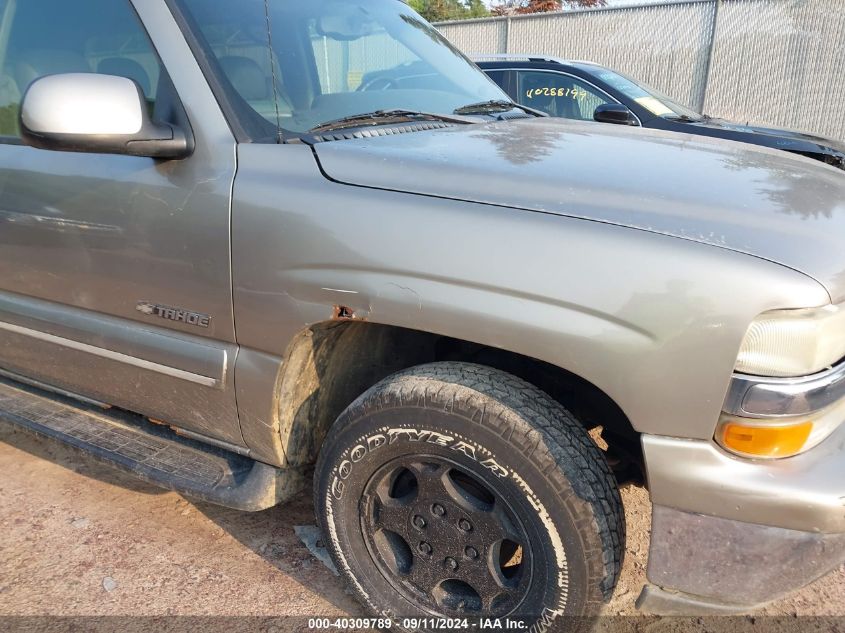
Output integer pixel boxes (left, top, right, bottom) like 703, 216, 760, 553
314, 362, 624, 632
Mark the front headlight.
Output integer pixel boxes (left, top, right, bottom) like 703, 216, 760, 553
736, 304, 845, 377
719, 303, 845, 459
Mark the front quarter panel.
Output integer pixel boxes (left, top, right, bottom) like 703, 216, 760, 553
232, 143, 829, 442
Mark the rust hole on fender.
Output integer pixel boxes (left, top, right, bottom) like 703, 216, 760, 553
333, 305, 358, 320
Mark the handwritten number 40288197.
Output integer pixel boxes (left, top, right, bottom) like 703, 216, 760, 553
526, 87, 588, 100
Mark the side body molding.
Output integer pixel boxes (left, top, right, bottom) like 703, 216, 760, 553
0, 291, 239, 443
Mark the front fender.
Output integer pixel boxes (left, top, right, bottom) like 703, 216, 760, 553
232, 144, 829, 449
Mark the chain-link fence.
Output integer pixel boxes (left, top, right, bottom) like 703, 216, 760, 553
436, 0, 845, 141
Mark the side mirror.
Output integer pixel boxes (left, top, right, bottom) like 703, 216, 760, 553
594, 103, 639, 126
20, 73, 192, 159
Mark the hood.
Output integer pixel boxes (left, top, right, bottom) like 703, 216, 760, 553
314, 118, 845, 302
690, 118, 845, 158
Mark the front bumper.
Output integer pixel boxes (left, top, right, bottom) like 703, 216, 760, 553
638, 419, 845, 613
643, 422, 845, 533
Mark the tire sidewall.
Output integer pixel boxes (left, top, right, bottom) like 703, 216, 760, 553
316, 404, 597, 632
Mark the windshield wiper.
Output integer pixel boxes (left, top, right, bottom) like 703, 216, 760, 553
453, 100, 545, 117
308, 109, 473, 134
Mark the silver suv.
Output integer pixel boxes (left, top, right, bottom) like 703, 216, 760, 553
1, 0, 844, 628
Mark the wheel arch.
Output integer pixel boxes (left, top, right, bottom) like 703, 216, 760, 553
273, 320, 640, 470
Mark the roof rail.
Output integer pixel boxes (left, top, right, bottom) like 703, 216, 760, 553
470, 53, 569, 65
471, 54, 605, 68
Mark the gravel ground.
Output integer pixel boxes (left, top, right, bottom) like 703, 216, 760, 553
1, 423, 843, 632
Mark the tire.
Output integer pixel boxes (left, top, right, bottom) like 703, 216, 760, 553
314, 362, 624, 632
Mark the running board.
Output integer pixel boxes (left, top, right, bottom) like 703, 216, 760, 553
0, 376, 304, 511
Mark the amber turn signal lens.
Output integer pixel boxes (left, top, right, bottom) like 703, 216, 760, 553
720, 420, 813, 458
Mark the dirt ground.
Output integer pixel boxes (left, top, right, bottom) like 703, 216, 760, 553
1, 422, 843, 632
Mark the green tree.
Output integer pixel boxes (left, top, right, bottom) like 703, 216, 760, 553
492, 0, 606, 15
410, 0, 491, 22
465, 0, 489, 17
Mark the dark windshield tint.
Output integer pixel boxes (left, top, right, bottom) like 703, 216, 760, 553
176, 0, 506, 139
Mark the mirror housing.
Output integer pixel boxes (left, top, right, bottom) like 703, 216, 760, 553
594, 103, 639, 126
20, 73, 192, 159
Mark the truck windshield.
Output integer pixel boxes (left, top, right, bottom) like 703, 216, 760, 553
175, 0, 508, 140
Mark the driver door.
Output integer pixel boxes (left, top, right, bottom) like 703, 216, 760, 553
0, 0, 243, 445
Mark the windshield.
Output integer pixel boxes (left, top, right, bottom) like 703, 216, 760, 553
592, 68, 703, 121
176, 0, 508, 139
